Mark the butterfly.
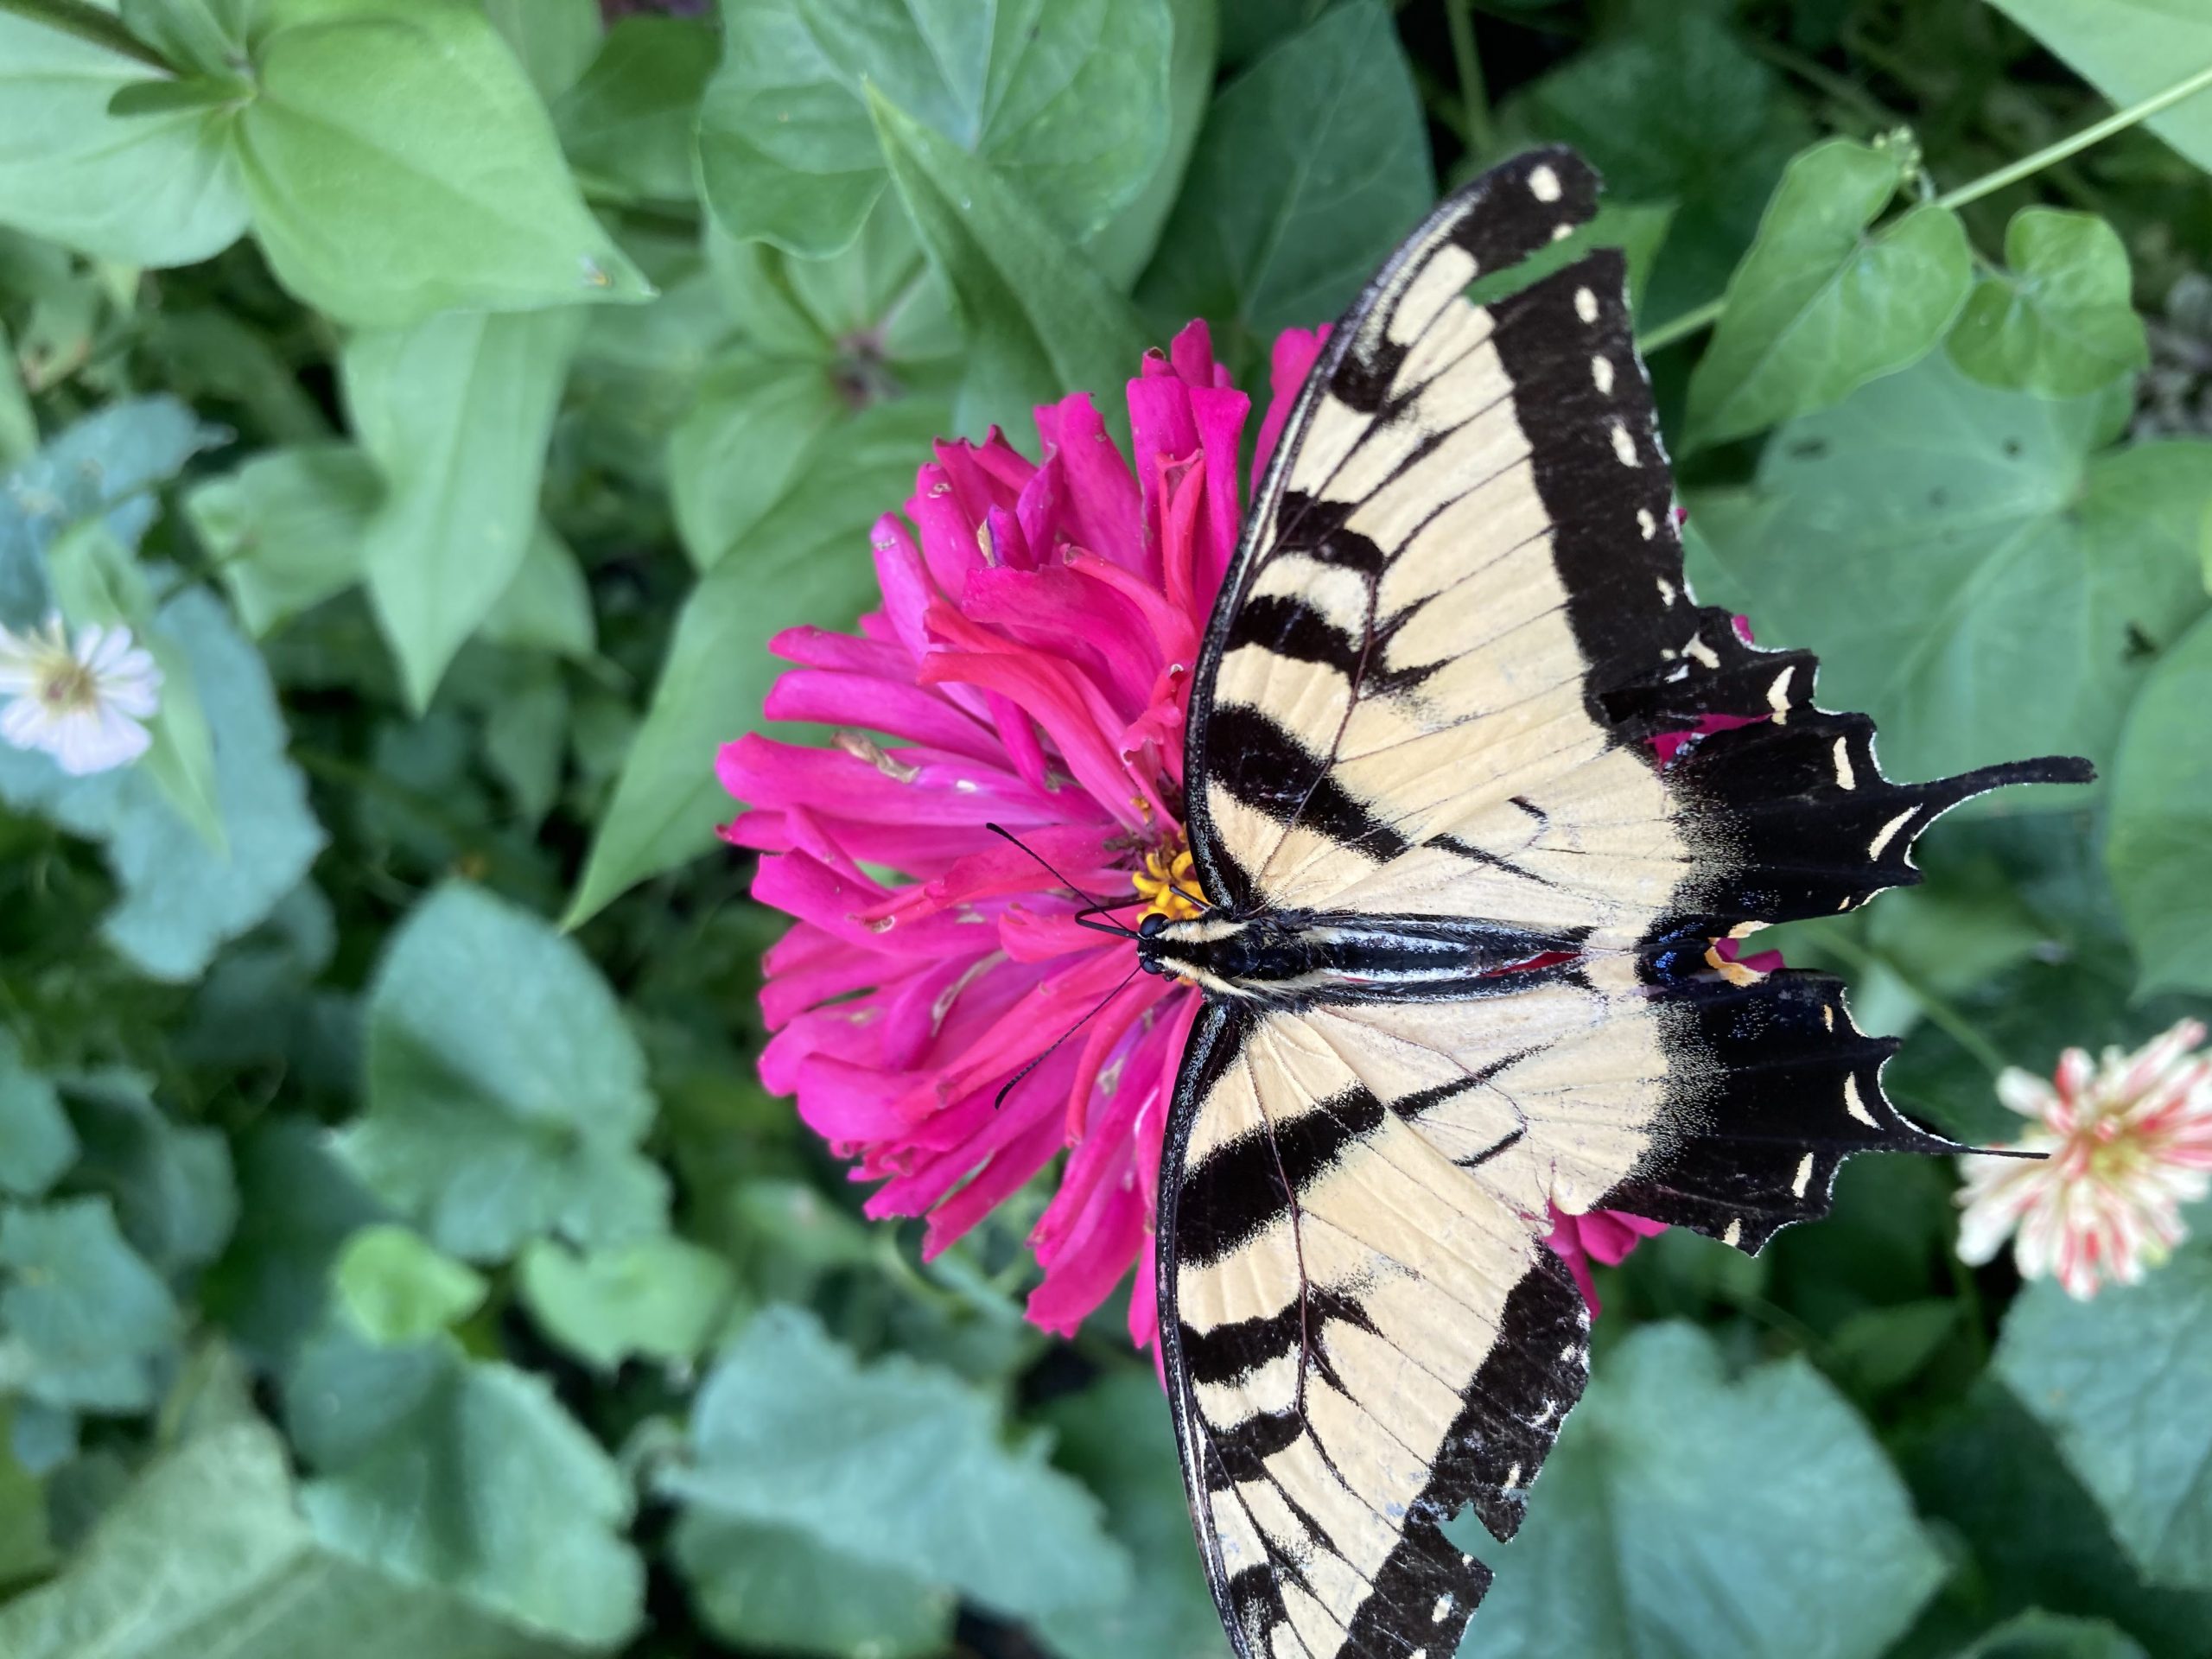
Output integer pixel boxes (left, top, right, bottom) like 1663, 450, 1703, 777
1135, 146, 2091, 1659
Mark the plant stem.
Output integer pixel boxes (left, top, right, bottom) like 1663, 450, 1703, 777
1637, 54, 2212, 354
0, 0, 172, 72
1446, 0, 1496, 162
1937, 57, 2212, 211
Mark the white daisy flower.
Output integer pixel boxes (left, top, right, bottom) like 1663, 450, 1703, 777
0, 612, 163, 777
1958, 1019, 2212, 1299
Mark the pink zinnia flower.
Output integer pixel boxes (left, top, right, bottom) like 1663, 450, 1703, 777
721, 321, 1671, 1354
1957, 1019, 2212, 1299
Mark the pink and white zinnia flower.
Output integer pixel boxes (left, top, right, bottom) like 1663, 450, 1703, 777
0, 612, 162, 776
1957, 1019, 2212, 1299
721, 321, 1668, 1353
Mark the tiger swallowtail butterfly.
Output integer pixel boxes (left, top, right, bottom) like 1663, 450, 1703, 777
1139, 146, 2090, 1659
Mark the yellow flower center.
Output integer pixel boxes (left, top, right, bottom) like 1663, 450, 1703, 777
39, 660, 98, 714
1133, 843, 1208, 924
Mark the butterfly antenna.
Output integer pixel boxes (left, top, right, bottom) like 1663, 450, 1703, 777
994, 961, 1145, 1110
984, 822, 1139, 938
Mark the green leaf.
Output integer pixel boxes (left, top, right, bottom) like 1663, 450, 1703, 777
0, 395, 208, 632
201, 1121, 385, 1370
1468, 1323, 1948, 1657
1687, 355, 2212, 786
671, 1514, 956, 1659
0, 1197, 179, 1414
0, 1418, 574, 1659
1034, 1371, 1230, 1659
345, 881, 666, 1261
0, 12, 249, 268
517, 1236, 736, 1370
661, 1305, 1130, 1624
1987, 2, 2212, 175
2107, 611, 2212, 997
0, 586, 327, 982
0, 1406, 53, 1587
871, 87, 1152, 437
343, 305, 586, 709
1465, 197, 1678, 314
478, 524, 596, 660
1505, 6, 1811, 331
184, 443, 379, 638
482, 0, 602, 101
60, 1070, 238, 1276
46, 518, 226, 851
554, 16, 717, 204
1958, 1611, 2152, 1659
1901, 1382, 2212, 1656
669, 351, 846, 571
234, 0, 650, 326
334, 1224, 490, 1346
566, 391, 948, 924
1994, 1236, 2212, 1592
1082, 0, 1220, 289
289, 1325, 645, 1645
696, 0, 1174, 257
0, 1035, 76, 1201
1949, 208, 2150, 398
1136, 0, 1433, 357
1687, 137, 1971, 448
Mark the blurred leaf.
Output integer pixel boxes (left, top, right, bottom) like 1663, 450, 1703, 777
344, 882, 666, 1261
0, 1196, 179, 1414
671, 1514, 956, 1659
0, 395, 207, 632
117, 0, 255, 79
1217, 0, 1331, 67
697, 0, 1173, 257
568, 391, 947, 924
1987, 2, 2212, 175
0, 12, 249, 268
478, 524, 596, 660
184, 443, 379, 639
1688, 137, 1971, 448
0, 1417, 573, 1658
235, 0, 649, 326
871, 87, 1152, 437
1688, 357, 2212, 786
1083, 0, 1219, 289
1949, 209, 2150, 398
1994, 1236, 2212, 1592
47, 518, 226, 850
1137, 0, 1432, 355
0, 1408, 52, 1586
1506, 6, 1809, 330
661, 1305, 1131, 1623
0, 1035, 76, 1200
2106, 610, 2212, 998
1827, 1299, 1961, 1398
1958, 1611, 2152, 1659
1902, 1382, 2212, 1656
482, 0, 601, 101
289, 1324, 645, 1646
1465, 198, 1677, 314
480, 662, 569, 825
61, 1070, 237, 1276
554, 16, 717, 204
334, 1224, 489, 1346
344, 305, 586, 709
1467, 1323, 1947, 1658
1035, 1371, 1230, 1659
518, 1236, 736, 1370
202, 1121, 385, 1370
669, 352, 846, 571
0, 587, 327, 982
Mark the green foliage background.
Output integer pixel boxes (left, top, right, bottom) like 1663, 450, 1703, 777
2, 1, 2211, 1655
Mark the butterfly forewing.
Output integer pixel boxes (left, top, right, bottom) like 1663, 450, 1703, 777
1158, 144, 2090, 1659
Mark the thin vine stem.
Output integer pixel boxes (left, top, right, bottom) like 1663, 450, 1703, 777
0, 0, 172, 72
1638, 54, 2212, 354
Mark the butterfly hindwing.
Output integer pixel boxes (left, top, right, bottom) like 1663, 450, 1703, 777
1158, 144, 2090, 1659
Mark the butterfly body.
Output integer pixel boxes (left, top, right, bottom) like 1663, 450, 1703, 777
1151, 145, 2091, 1659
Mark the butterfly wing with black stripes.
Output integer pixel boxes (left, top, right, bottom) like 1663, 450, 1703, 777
1156, 145, 2091, 1659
